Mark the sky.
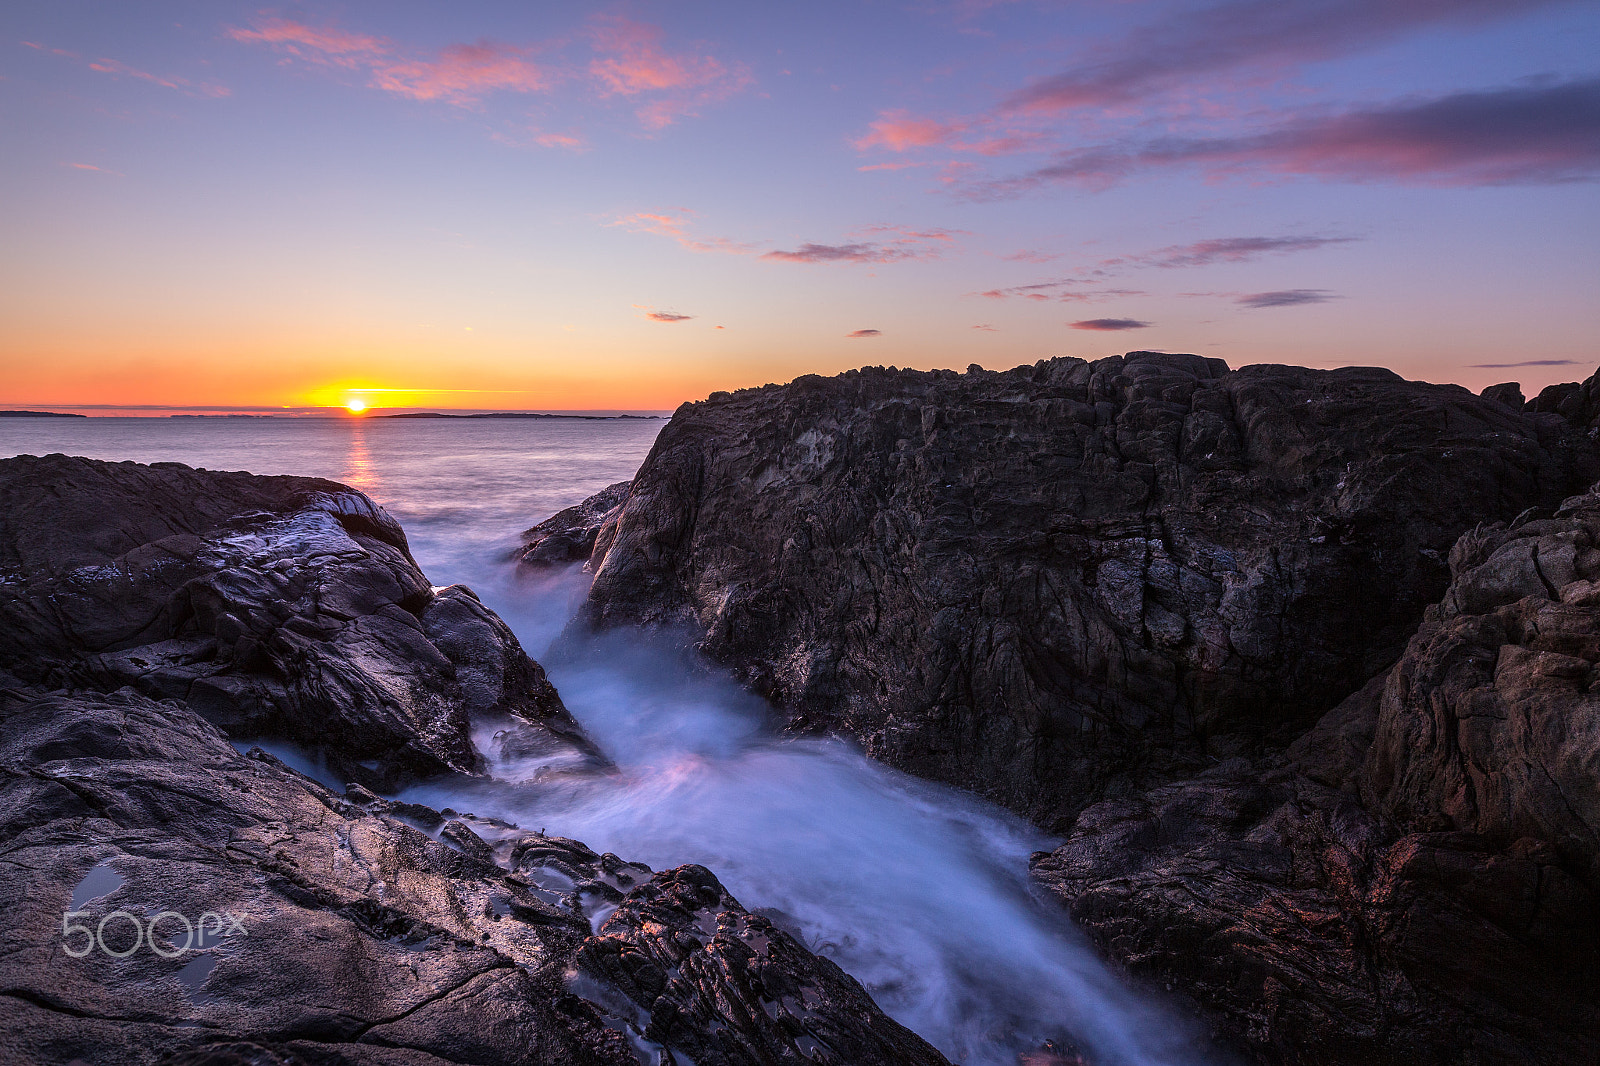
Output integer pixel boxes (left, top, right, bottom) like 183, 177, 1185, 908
1, 0, 1597, 413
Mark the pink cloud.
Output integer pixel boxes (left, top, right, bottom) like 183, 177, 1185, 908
587, 14, 752, 128
853, 110, 1045, 159
88, 58, 184, 91
846, 329, 882, 338
984, 78, 1600, 193
534, 131, 585, 150
610, 209, 757, 255
225, 20, 386, 61
371, 41, 546, 104
633, 305, 694, 322
26, 41, 227, 97
854, 111, 963, 151
230, 19, 543, 107
228, 14, 749, 127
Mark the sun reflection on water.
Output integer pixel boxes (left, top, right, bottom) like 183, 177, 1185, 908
341, 420, 380, 496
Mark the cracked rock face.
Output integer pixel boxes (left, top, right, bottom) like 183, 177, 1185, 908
1031, 485, 1600, 1065
517, 481, 632, 571
0, 685, 954, 1066
0, 454, 597, 788
0, 686, 638, 1066
570, 353, 1598, 827
576, 864, 949, 1066
1362, 488, 1600, 885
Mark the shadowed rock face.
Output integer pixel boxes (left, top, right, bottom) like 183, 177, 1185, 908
570, 353, 1598, 827
0, 453, 596, 788
517, 481, 631, 571
1031, 481, 1600, 1065
576, 865, 950, 1066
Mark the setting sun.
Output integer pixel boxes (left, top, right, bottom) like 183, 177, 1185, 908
345, 398, 368, 414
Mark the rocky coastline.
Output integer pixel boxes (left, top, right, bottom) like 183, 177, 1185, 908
0, 454, 946, 1066
546, 352, 1600, 1064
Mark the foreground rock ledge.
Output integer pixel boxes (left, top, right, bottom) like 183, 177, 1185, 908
0, 453, 597, 788
0, 455, 952, 1066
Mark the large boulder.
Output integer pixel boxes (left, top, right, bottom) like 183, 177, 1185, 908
0, 454, 597, 788
569, 354, 1598, 826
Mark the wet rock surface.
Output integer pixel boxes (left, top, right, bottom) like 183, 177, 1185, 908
572, 353, 1597, 827
0, 454, 596, 788
0, 455, 952, 1066
517, 481, 631, 571
576, 864, 949, 1066
0, 685, 636, 1066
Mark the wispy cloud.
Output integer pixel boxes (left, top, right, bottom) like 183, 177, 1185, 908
978, 234, 1347, 305
1237, 289, 1338, 308
1002, 0, 1573, 114
228, 19, 545, 106
635, 306, 694, 322
1133, 235, 1355, 269
762, 225, 962, 265
611, 213, 961, 266
26, 40, 229, 97
372, 42, 548, 103
1468, 358, 1584, 368
846, 329, 882, 337
982, 78, 1600, 193
609, 209, 756, 254
227, 14, 749, 126
587, 14, 752, 129
1071, 318, 1150, 331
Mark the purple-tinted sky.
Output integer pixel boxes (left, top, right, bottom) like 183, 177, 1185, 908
2, 0, 1597, 411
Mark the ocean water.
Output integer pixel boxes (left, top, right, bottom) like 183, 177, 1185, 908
1, 417, 1216, 1066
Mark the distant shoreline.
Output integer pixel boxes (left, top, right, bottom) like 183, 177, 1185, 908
377, 412, 665, 420
0, 411, 87, 418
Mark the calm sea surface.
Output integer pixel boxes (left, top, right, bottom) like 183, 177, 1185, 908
1, 416, 1212, 1066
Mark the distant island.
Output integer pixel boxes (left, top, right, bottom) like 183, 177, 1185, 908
379, 412, 665, 420
0, 410, 86, 418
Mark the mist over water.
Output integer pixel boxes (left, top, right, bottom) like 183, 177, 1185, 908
2, 417, 1215, 1066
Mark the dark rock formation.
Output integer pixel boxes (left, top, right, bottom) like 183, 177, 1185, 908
576, 865, 949, 1066
0, 682, 952, 1066
0, 455, 946, 1066
1480, 381, 1525, 409
0, 453, 597, 788
1032, 480, 1600, 1064
0, 685, 637, 1066
518, 481, 631, 570
570, 353, 1598, 827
